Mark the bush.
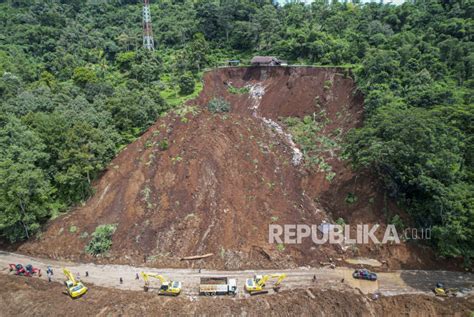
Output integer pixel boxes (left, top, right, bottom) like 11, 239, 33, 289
159, 139, 169, 151
85, 224, 117, 256
207, 97, 230, 113
345, 192, 358, 204
335, 217, 346, 226
390, 214, 405, 231
228, 85, 250, 95
335, 218, 346, 233
178, 73, 195, 95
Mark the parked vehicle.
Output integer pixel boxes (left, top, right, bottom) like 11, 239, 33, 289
9, 264, 41, 277
140, 272, 182, 296
199, 277, 237, 296
245, 273, 286, 295
352, 269, 377, 281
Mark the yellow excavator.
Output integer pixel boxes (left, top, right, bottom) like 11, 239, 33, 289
434, 282, 458, 297
245, 273, 286, 295
140, 272, 182, 296
63, 268, 88, 298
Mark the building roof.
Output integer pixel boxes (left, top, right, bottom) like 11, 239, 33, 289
251, 56, 278, 64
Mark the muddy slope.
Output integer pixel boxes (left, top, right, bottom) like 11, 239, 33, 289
20, 110, 337, 268
194, 67, 363, 124
19, 67, 363, 268
18, 67, 446, 270
1, 274, 472, 317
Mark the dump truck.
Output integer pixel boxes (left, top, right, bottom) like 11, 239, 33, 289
199, 277, 237, 296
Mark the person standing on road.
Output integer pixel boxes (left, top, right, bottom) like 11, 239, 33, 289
120, 277, 123, 284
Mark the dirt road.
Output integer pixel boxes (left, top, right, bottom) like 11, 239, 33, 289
1, 251, 472, 298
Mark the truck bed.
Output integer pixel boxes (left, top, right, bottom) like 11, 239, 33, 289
200, 277, 228, 285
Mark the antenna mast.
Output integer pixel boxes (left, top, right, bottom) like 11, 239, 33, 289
143, 0, 155, 50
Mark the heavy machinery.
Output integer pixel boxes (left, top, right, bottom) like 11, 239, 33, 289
199, 277, 237, 296
245, 273, 286, 295
63, 268, 88, 298
9, 264, 41, 277
352, 269, 377, 281
434, 282, 458, 297
140, 272, 182, 296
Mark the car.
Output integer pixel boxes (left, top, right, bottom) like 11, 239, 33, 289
352, 269, 377, 281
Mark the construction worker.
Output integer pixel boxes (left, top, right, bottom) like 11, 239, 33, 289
135, 273, 139, 280
120, 277, 123, 284
85, 271, 89, 277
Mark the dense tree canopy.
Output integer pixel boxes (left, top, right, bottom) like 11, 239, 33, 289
0, 0, 472, 263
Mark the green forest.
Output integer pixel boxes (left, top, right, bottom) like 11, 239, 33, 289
0, 0, 472, 265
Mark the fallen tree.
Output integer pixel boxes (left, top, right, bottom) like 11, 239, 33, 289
180, 253, 214, 261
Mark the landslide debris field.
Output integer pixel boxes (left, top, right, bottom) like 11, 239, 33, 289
1, 273, 473, 317
18, 67, 448, 269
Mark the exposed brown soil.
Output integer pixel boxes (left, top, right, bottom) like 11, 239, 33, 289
1, 274, 472, 317
20, 109, 336, 268
16, 67, 460, 270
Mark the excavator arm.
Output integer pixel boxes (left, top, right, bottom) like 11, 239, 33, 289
256, 273, 286, 287
63, 268, 77, 285
141, 272, 167, 285
256, 275, 271, 287
271, 273, 286, 286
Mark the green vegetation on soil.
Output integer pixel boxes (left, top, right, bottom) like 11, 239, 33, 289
85, 224, 117, 256
228, 85, 251, 95
0, 1, 472, 263
284, 114, 339, 181
207, 97, 231, 113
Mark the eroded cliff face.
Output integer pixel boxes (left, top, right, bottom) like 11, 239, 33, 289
21, 67, 440, 271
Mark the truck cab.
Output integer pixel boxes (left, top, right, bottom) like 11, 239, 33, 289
228, 278, 237, 294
